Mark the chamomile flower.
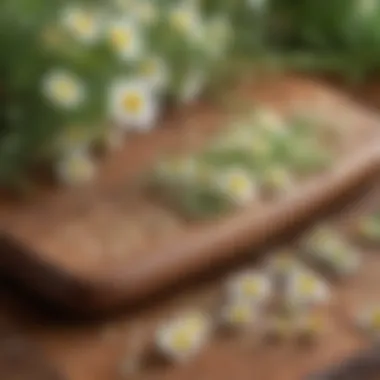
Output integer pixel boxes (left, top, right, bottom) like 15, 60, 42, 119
168, 3, 202, 41
156, 312, 212, 362
179, 69, 206, 104
61, 5, 103, 44
108, 79, 159, 131
56, 149, 97, 186
42, 69, 86, 110
356, 305, 380, 337
226, 271, 272, 306
133, 1, 159, 26
108, 19, 144, 61
217, 168, 257, 205
221, 301, 257, 329
137, 56, 169, 92
285, 270, 330, 309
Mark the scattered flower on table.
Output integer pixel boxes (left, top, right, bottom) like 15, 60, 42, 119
108, 18, 144, 61
265, 251, 304, 282
61, 5, 103, 44
42, 69, 86, 110
108, 78, 159, 131
356, 305, 380, 337
217, 168, 258, 205
221, 301, 257, 329
56, 149, 97, 186
155, 311, 212, 363
226, 270, 272, 306
285, 269, 330, 310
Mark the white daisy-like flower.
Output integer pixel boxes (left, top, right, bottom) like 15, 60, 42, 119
61, 5, 103, 44
168, 3, 203, 41
221, 301, 257, 329
156, 311, 212, 362
108, 78, 159, 131
133, 1, 159, 25
285, 270, 330, 309
178, 69, 206, 104
226, 270, 272, 306
56, 149, 97, 186
42, 69, 86, 110
217, 168, 258, 205
356, 305, 380, 337
137, 56, 169, 92
108, 18, 144, 61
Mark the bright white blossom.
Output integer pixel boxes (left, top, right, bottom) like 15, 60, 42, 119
168, 3, 203, 41
137, 56, 169, 92
108, 78, 159, 132
56, 149, 96, 186
43, 69, 86, 110
226, 270, 272, 306
217, 168, 257, 205
285, 270, 330, 309
108, 19, 144, 61
133, 1, 159, 25
156, 312, 212, 362
61, 6, 103, 44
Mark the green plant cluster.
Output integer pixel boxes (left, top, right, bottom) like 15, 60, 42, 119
149, 109, 332, 220
1, 0, 380, 188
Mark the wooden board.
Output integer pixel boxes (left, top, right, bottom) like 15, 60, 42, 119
1, 75, 380, 316
1, 177, 380, 380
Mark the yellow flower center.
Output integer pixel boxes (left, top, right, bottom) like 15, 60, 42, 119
227, 174, 250, 194
371, 310, 380, 329
229, 304, 251, 324
74, 13, 94, 34
111, 28, 132, 50
171, 329, 193, 351
299, 276, 316, 294
241, 278, 260, 296
171, 11, 192, 32
55, 79, 76, 101
121, 92, 143, 114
